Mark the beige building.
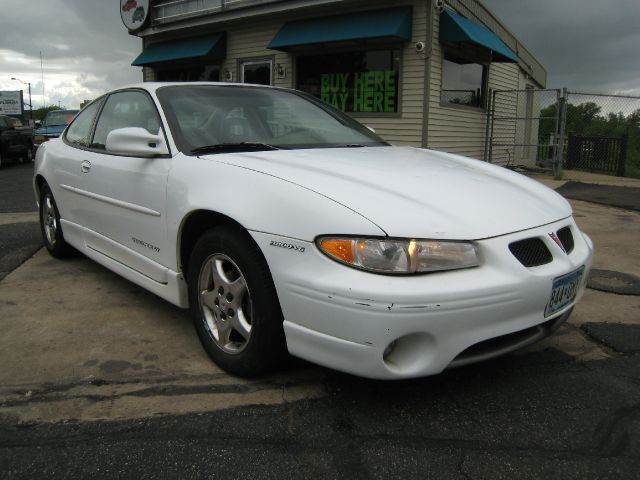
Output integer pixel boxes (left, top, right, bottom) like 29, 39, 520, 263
125, 0, 546, 162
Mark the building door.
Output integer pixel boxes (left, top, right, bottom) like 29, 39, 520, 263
241, 60, 272, 85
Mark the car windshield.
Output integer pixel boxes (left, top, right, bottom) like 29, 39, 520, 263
157, 85, 388, 154
44, 110, 78, 127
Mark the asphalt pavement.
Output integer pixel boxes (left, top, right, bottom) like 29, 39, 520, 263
0, 163, 37, 213
2, 354, 639, 479
1, 164, 639, 479
556, 181, 640, 212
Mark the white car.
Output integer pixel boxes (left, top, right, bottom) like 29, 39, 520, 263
34, 83, 593, 379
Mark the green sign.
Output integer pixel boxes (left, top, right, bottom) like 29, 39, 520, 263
320, 70, 397, 113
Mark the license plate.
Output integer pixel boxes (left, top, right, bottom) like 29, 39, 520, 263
545, 266, 585, 317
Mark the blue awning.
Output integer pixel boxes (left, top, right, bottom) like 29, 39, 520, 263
132, 33, 226, 66
439, 10, 518, 63
268, 7, 412, 51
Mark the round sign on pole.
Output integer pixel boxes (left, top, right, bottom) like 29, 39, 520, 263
120, 0, 150, 32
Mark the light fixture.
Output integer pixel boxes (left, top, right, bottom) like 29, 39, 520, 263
11, 77, 33, 121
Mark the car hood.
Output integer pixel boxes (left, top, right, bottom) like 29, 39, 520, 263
205, 146, 572, 240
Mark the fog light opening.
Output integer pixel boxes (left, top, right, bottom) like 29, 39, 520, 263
382, 333, 436, 374
383, 340, 398, 361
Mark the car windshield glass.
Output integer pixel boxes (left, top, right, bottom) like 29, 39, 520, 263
157, 85, 387, 154
44, 110, 78, 127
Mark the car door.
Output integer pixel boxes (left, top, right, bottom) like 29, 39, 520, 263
49, 99, 104, 227
80, 89, 171, 282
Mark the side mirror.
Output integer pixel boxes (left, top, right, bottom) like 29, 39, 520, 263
105, 127, 169, 158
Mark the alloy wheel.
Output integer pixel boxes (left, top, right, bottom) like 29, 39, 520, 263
198, 253, 253, 354
42, 194, 57, 247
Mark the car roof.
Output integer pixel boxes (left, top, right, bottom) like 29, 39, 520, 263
120, 82, 281, 94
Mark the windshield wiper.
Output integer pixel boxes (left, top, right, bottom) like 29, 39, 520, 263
191, 142, 287, 155
324, 144, 367, 148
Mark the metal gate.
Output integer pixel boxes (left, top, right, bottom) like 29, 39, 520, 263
566, 134, 628, 176
484, 88, 563, 171
486, 89, 640, 178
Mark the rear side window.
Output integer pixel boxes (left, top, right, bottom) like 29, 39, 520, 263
65, 101, 102, 147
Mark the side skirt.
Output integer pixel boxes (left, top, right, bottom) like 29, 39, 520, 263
60, 219, 189, 308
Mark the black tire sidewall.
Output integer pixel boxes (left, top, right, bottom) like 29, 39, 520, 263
39, 185, 70, 258
187, 226, 286, 377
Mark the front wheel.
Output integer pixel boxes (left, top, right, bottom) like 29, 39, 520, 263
39, 185, 73, 258
188, 226, 287, 377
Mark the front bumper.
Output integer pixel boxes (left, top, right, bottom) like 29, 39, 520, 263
251, 217, 593, 379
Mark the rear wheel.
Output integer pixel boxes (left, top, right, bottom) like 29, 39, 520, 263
188, 226, 287, 377
39, 185, 73, 258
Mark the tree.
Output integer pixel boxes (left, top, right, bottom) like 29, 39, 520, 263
537, 103, 640, 178
32, 105, 62, 122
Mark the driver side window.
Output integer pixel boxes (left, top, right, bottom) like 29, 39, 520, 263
91, 91, 162, 151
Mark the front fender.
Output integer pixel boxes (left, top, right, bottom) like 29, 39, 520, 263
166, 154, 385, 270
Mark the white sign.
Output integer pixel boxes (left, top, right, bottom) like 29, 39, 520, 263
0, 91, 23, 115
120, 0, 150, 31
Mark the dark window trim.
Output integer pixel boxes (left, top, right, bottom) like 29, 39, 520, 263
293, 43, 404, 119
440, 45, 490, 112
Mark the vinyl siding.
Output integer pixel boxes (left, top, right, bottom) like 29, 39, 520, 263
143, 66, 155, 82
426, 7, 519, 161
217, 0, 428, 146
350, 0, 428, 146
138, 0, 545, 157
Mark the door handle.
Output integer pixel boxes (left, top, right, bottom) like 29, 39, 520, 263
81, 161, 91, 173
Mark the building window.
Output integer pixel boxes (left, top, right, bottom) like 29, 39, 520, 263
441, 50, 487, 108
155, 65, 220, 82
241, 60, 273, 85
296, 48, 401, 114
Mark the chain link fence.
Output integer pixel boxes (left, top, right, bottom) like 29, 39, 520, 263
562, 92, 640, 177
485, 89, 561, 168
485, 89, 640, 178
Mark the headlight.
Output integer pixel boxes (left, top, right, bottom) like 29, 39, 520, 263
317, 237, 479, 274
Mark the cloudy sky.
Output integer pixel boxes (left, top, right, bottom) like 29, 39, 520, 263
1, 0, 639, 111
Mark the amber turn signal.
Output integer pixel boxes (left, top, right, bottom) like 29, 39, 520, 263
319, 238, 355, 264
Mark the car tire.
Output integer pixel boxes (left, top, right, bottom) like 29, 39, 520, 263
39, 185, 73, 258
188, 226, 287, 377
20, 145, 33, 164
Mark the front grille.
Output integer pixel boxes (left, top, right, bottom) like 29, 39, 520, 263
509, 238, 553, 267
449, 309, 572, 369
556, 226, 574, 253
